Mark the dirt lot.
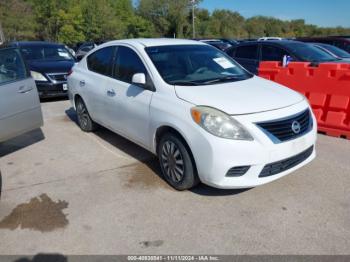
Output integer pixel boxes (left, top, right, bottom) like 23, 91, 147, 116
0, 99, 349, 255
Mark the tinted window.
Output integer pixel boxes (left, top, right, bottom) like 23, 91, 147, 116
226, 47, 236, 57
114, 46, 147, 83
0, 49, 27, 85
333, 41, 350, 53
315, 44, 350, 58
21, 45, 74, 61
286, 43, 338, 62
87, 47, 114, 76
261, 45, 290, 61
235, 45, 258, 59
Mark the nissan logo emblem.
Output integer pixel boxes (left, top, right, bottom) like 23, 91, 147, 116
291, 121, 301, 134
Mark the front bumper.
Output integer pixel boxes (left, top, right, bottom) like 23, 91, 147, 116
36, 81, 68, 98
190, 100, 317, 189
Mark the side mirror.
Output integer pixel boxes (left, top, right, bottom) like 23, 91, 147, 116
132, 73, 146, 85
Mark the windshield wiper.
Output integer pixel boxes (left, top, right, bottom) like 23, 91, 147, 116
169, 80, 201, 86
201, 75, 245, 85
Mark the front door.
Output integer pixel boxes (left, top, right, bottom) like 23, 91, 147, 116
106, 45, 154, 148
0, 48, 43, 142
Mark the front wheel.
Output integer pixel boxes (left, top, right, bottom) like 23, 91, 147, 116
76, 98, 98, 132
158, 133, 199, 190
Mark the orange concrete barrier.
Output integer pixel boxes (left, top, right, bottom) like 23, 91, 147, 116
259, 62, 350, 139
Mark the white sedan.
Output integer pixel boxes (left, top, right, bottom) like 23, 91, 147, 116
67, 38, 317, 190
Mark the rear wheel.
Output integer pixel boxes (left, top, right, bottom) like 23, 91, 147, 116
76, 98, 98, 132
158, 133, 199, 190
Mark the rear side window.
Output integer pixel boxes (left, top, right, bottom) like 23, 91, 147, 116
87, 47, 114, 76
113, 46, 147, 83
235, 45, 258, 60
0, 48, 27, 85
261, 45, 290, 61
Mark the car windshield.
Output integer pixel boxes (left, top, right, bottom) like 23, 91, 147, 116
316, 44, 350, 58
20, 45, 75, 61
286, 43, 340, 62
145, 45, 252, 86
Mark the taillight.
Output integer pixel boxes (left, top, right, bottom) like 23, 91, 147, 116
67, 69, 73, 76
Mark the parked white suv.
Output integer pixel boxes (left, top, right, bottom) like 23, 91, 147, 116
68, 39, 317, 190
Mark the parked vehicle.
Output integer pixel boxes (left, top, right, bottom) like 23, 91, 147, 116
75, 42, 97, 61
220, 38, 239, 46
10, 41, 76, 98
75, 41, 106, 61
226, 40, 347, 74
68, 39, 316, 190
0, 47, 43, 143
196, 39, 232, 51
258, 37, 284, 41
297, 36, 350, 53
312, 43, 350, 61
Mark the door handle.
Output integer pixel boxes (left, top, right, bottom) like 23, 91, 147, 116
107, 89, 116, 97
79, 80, 85, 87
18, 86, 33, 94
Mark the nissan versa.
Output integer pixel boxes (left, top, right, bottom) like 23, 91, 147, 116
67, 39, 317, 190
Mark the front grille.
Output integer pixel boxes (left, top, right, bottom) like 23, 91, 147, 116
256, 109, 312, 143
259, 146, 314, 178
226, 166, 250, 177
47, 73, 68, 83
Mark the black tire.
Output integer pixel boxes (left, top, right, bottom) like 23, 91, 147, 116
158, 133, 199, 190
76, 98, 98, 132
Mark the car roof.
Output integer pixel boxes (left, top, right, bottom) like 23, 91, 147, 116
298, 36, 350, 41
104, 38, 206, 47
232, 40, 306, 47
11, 41, 65, 47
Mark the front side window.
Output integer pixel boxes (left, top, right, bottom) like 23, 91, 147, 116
0, 48, 27, 85
146, 45, 252, 86
261, 45, 290, 61
113, 46, 147, 83
21, 46, 75, 61
235, 45, 258, 60
87, 47, 115, 76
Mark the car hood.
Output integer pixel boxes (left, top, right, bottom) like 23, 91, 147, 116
28, 60, 75, 74
174, 76, 304, 115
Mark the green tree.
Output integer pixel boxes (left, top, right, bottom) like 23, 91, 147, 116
57, 5, 85, 45
0, 0, 36, 40
31, 0, 69, 41
137, 0, 194, 37
208, 9, 245, 38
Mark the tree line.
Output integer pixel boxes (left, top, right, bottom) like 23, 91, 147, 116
1, 0, 350, 46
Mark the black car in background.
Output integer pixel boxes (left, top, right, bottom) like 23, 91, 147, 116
226, 40, 345, 74
297, 36, 350, 54
10, 41, 76, 98
196, 39, 233, 51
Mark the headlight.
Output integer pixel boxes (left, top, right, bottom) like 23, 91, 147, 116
191, 106, 254, 140
30, 71, 47, 81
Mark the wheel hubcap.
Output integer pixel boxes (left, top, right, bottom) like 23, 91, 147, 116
161, 141, 185, 183
77, 102, 88, 128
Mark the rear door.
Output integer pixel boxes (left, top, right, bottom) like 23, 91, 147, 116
261, 44, 294, 62
0, 48, 43, 142
233, 44, 259, 74
82, 46, 116, 125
